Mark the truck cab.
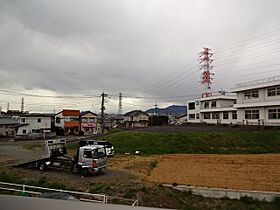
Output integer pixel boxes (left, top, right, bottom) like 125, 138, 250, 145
73, 145, 107, 176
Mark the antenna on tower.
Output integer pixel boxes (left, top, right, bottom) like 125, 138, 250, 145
198, 47, 214, 98
118, 92, 122, 115
21, 97, 24, 113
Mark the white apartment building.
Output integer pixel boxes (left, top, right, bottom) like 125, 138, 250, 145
232, 76, 280, 126
187, 95, 237, 125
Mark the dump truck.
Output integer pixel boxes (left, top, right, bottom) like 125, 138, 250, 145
14, 139, 107, 176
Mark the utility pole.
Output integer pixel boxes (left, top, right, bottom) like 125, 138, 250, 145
198, 47, 214, 98
118, 92, 122, 116
100, 92, 108, 134
154, 102, 158, 116
21, 97, 24, 113
7, 102, 9, 112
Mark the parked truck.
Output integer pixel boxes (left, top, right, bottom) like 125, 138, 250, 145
14, 139, 107, 176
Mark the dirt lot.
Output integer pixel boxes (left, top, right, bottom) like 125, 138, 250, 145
148, 154, 280, 192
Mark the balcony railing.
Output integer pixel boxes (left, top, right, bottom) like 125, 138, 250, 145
235, 75, 280, 89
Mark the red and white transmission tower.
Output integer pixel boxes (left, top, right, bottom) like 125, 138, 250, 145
198, 47, 214, 98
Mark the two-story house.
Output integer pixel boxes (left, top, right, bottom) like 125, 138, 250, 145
123, 110, 149, 128
55, 110, 80, 135
14, 113, 53, 135
232, 76, 280, 126
80, 111, 98, 135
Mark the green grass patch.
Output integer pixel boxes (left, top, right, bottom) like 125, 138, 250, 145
100, 130, 280, 155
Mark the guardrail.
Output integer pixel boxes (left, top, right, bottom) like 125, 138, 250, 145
0, 182, 138, 206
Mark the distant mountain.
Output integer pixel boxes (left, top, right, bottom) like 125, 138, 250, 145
146, 105, 187, 116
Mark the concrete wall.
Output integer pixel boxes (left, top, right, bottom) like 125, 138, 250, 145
165, 184, 280, 202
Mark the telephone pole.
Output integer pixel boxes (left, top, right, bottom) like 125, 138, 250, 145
100, 92, 108, 134
21, 97, 24, 113
118, 92, 122, 116
7, 102, 9, 112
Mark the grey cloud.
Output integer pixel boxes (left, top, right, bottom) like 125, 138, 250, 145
0, 0, 279, 112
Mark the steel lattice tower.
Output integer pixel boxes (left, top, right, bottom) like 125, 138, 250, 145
199, 47, 214, 98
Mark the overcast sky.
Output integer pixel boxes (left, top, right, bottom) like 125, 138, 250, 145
0, 0, 279, 113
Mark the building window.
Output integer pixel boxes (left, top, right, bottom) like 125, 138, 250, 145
223, 112, 229, 119
245, 110, 259, 119
244, 90, 259, 99
204, 113, 210, 119
70, 117, 79, 122
232, 111, 237, 119
212, 113, 219, 119
56, 117, 60, 123
268, 109, 280, 119
204, 102, 209, 108
89, 118, 96, 123
211, 101, 217, 108
188, 102, 195, 110
37, 118, 41, 123
21, 118, 26, 123
81, 118, 87, 123
22, 129, 26, 134
267, 86, 280, 97
189, 114, 195, 120
196, 113, 200, 120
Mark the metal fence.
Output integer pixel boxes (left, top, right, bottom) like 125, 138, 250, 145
0, 181, 139, 206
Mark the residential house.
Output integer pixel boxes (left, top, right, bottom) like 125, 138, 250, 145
0, 117, 19, 137
13, 113, 54, 136
177, 114, 188, 125
232, 75, 280, 126
123, 110, 149, 128
55, 110, 80, 135
80, 111, 98, 135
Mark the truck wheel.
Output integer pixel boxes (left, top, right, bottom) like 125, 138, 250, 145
81, 168, 89, 177
39, 162, 47, 171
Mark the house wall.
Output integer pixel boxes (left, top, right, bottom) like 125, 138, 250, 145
55, 113, 80, 129
17, 116, 51, 135
0, 125, 16, 137
124, 112, 149, 128
81, 113, 98, 135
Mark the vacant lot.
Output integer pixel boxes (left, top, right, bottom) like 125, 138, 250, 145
148, 154, 280, 192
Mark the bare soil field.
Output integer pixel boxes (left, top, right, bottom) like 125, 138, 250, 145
148, 154, 280, 192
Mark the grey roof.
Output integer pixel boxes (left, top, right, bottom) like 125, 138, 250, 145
124, 110, 149, 117
0, 117, 19, 125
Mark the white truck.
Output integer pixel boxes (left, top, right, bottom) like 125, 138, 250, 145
14, 139, 107, 176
